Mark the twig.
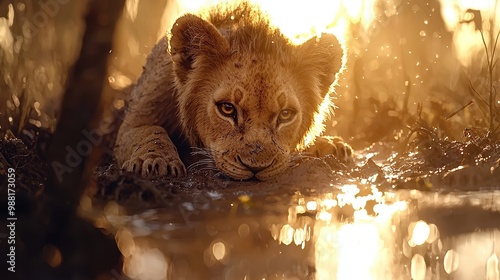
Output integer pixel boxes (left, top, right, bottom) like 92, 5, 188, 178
494, 122, 500, 133
469, 80, 490, 107
446, 100, 474, 120
480, 27, 500, 131
489, 30, 500, 131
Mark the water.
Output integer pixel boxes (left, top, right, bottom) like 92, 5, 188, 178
83, 177, 500, 280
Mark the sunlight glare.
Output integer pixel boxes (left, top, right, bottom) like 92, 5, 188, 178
314, 184, 407, 279
336, 223, 381, 280
170, 0, 376, 44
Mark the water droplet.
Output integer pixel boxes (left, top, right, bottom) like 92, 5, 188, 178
114, 99, 125, 110
317, 210, 332, 222
212, 241, 226, 261
116, 228, 135, 258
323, 198, 337, 209
411, 254, 426, 280
270, 224, 279, 240
238, 224, 250, 237
7, 4, 14, 26
306, 201, 317, 211
410, 220, 430, 246
279, 224, 294, 245
444, 249, 459, 274
43, 244, 62, 268
426, 224, 439, 243
486, 254, 499, 280
294, 228, 305, 246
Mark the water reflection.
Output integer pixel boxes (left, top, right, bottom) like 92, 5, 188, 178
311, 184, 405, 279
451, 232, 500, 280
85, 187, 500, 279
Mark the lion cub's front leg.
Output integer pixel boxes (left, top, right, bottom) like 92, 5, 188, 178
115, 124, 186, 177
114, 37, 186, 177
305, 136, 354, 163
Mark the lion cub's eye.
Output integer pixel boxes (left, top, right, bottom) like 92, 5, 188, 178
278, 109, 296, 123
217, 102, 237, 118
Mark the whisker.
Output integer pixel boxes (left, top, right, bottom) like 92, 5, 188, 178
197, 159, 215, 163
290, 153, 309, 161
191, 151, 210, 156
188, 146, 219, 172
188, 161, 214, 169
190, 147, 214, 157
197, 167, 219, 171
188, 158, 217, 171
188, 163, 210, 170
288, 153, 314, 167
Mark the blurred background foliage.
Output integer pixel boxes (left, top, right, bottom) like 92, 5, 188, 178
333, 0, 500, 147
1, 0, 87, 149
1, 0, 499, 151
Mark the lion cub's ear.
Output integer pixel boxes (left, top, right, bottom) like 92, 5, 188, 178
296, 34, 343, 97
170, 14, 230, 84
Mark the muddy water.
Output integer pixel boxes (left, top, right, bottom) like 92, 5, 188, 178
88, 151, 500, 280
91, 190, 500, 280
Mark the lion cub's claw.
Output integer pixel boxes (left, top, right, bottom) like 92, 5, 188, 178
122, 153, 186, 177
307, 136, 354, 163
332, 141, 354, 163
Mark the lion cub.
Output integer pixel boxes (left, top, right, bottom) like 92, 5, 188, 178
114, 3, 353, 180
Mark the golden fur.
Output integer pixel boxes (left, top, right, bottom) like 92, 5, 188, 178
114, 3, 352, 180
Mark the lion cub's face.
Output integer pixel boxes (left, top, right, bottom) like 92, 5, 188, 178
170, 13, 343, 180
196, 57, 304, 180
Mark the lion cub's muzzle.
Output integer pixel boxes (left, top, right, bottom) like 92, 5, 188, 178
213, 142, 287, 180
236, 155, 275, 176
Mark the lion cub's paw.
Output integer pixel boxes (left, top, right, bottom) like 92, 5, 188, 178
122, 152, 186, 177
307, 136, 354, 163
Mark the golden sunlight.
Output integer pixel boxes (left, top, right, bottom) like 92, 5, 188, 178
165, 0, 500, 70
169, 0, 374, 44
440, 0, 500, 67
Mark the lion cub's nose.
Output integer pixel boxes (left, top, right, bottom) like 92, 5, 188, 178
237, 155, 272, 174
